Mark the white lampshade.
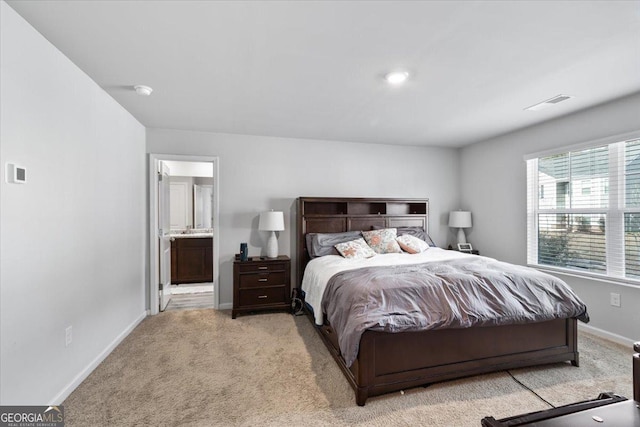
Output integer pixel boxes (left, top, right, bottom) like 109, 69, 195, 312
449, 211, 472, 228
258, 211, 285, 231
449, 210, 472, 245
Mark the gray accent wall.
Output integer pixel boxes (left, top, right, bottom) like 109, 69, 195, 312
0, 2, 146, 404
460, 92, 640, 342
147, 129, 461, 307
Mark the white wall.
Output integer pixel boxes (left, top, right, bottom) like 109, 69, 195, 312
460, 92, 640, 342
147, 129, 460, 306
0, 2, 147, 404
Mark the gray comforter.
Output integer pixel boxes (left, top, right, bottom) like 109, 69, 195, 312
321, 257, 589, 367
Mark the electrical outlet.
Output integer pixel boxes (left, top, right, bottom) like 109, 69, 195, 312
65, 326, 73, 347
610, 292, 621, 308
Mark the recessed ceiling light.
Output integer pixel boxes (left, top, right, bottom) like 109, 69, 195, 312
134, 85, 153, 96
524, 94, 573, 111
384, 71, 409, 85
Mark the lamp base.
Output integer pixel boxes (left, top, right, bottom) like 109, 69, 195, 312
266, 231, 279, 258
457, 228, 467, 244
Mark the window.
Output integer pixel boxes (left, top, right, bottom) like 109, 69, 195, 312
527, 136, 640, 283
624, 140, 640, 278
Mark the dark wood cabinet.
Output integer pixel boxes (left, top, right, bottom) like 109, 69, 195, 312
447, 247, 480, 255
171, 237, 213, 284
233, 256, 291, 319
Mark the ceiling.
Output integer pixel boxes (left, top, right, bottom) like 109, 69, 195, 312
7, 0, 640, 148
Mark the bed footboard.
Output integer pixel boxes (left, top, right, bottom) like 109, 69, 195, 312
313, 315, 579, 406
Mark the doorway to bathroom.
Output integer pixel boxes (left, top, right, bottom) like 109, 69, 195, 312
149, 154, 220, 315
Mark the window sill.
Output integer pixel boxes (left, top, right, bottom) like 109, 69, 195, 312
528, 264, 640, 289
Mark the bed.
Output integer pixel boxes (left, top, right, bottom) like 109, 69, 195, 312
296, 197, 588, 406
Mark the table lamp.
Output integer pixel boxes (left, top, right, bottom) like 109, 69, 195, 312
259, 210, 285, 258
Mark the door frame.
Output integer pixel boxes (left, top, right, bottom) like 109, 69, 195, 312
148, 153, 220, 315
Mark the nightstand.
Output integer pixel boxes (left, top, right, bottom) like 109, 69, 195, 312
446, 247, 480, 255
232, 255, 291, 319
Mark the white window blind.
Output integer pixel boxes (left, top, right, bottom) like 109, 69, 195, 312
526, 137, 640, 284
624, 140, 640, 278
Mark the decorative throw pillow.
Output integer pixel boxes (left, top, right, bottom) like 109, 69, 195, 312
334, 238, 377, 259
361, 228, 402, 254
373, 225, 436, 247
396, 234, 430, 254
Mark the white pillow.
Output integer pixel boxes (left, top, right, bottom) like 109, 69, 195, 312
396, 234, 430, 254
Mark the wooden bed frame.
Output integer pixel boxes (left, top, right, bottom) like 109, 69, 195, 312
296, 197, 580, 406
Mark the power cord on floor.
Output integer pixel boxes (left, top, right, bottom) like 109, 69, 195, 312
507, 370, 556, 408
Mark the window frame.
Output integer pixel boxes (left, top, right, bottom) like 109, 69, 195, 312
525, 131, 640, 287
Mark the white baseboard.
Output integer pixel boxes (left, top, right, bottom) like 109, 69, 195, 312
50, 310, 148, 405
218, 302, 232, 310
578, 323, 635, 347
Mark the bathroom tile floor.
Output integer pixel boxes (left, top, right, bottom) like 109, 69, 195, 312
166, 283, 214, 310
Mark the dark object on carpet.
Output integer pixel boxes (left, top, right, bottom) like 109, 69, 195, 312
481, 342, 640, 426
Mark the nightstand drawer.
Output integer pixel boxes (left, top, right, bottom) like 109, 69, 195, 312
237, 262, 285, 273
239, 271, 286, 288
238, 286, 286, 307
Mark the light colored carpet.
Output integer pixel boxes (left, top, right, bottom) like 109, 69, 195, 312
509, 332, 633, 406
63, 310, 633, 426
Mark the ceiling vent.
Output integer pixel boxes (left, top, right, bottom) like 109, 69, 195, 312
524, 94, 574, 111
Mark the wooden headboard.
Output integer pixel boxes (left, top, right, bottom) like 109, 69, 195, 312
296, 197, 429, 287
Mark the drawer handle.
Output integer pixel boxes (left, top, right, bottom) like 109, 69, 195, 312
258, 266, 268, 270
258, 278, 268, 282
258, 295, 268, 299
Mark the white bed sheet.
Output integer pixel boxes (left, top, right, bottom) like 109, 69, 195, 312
301, 247, 480, 325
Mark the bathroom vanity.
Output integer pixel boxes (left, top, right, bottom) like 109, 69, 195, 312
170, 233, 213, 284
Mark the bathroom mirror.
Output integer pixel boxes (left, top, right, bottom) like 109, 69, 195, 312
193, 184, 213, 229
